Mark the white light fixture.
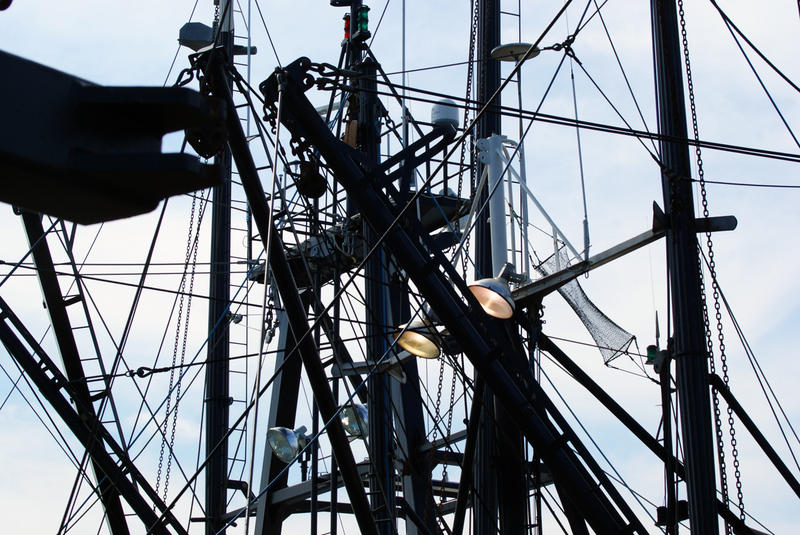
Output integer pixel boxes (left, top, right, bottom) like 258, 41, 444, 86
469, 263, 518, 319
393, 320, 442, 359
490, 42, 540, 63
266, 425, 309, 463
340, 403, 369, 438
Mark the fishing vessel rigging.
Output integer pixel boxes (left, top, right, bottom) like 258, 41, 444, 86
0, 0, 798, 534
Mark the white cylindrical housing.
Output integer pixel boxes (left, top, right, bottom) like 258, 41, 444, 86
431, 99, 459, 128
485, 135, 508, 275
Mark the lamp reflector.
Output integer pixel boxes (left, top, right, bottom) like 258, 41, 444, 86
340, 404, 369, 438
267, 425, 307, 463
393, 320, 441, 359
469, 277, 515, 319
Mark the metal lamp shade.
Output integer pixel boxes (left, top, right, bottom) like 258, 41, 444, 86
267, 425, 306, 463
393, 320, 441, 359
469, 277, 515, 319
340, 403, 369, 438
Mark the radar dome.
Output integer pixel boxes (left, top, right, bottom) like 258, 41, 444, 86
431, 99, 459, 129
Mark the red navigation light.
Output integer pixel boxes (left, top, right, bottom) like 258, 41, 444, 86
343, 14, 351, 40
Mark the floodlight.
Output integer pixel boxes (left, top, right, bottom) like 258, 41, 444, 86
340, 403, 369, 438
267, 425, 308, 463
393, 320, 441, 359
469, 264, 519, 319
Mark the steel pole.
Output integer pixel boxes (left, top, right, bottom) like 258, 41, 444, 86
651, 0, 719, 532
205, 3, 234, 532
475, 1, 501, 532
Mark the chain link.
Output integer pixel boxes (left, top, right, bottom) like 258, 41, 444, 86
438, 365, 458, 503
156, 195, 200, 501
456, 0, 480, 279
431, 360, 446, 445
263, 284, 278, 346
213, 0, 220, 33
678, 0, 744, 522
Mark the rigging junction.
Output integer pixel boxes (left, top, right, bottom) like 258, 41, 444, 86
0, 1, 799, 534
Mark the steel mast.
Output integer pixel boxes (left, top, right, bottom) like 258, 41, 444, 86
651, 0, 719, 532
205, 1, 234, 533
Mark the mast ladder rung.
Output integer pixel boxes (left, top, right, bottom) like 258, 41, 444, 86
63, 295, 82, 307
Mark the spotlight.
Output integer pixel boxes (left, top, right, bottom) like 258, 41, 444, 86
393, 320, 441, 359
266, 425, 309, 463
468, 263, 518, 319
340, 403, 369, 438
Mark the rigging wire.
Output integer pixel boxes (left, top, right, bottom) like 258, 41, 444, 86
589, 0, 659, 155
716, 10, 800, 150
708, 0, 800, 95
566, 15, 592, 261
0, 218, 60, 289
538, 363, 660, 526
703, 250, 800, 473
687, 177, 800, 189
0, 360, 83, 471
163, 0, 201, 86
368, 0, 392, 49
337, 76, 800, 164
253, 0, 282, 67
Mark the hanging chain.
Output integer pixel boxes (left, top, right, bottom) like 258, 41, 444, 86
262, 283, 278, 346
165, 200, 202, 499
156, 195, 199, 500
678, 0, 744, 520
213, 0, 220, 32
457, 0, 480, 278
431, 359, 446, 445
457, 0, 479, 203
699, 260, 731, 529
438, 364, 459, 503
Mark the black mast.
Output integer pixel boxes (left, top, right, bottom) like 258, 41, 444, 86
205, 1, 233, 533
651, 0, 719, 532
350, 1, 397, 529
474, 1, 500, 532
474, 1, 528, 533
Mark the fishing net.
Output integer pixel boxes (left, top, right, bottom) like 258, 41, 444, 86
535, 248, 635, 364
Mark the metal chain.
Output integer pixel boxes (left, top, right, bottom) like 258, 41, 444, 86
458, 0, 480, 278
164, 199, 202, 499
699, 257, 731, 530
457, 0, 479, 202
213, 0, 220, 32
156, 194, 199, 500
423, 356, 448, 517
431, 359, 446, 445
262, 283, 278, 346
678, 0, 745, 520
438, 365, 458, 503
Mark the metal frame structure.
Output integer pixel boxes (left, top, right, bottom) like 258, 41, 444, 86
2, 1, 798, 534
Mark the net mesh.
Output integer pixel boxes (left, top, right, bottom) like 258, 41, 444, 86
535, 248, 635, 364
